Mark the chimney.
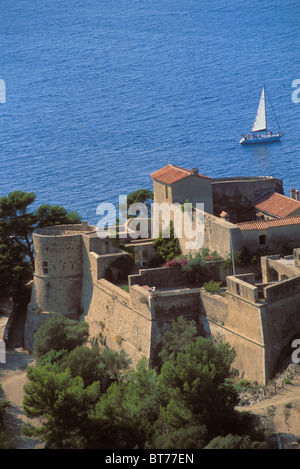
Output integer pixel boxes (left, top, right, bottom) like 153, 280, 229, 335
296, 190, 300, 201
191, 167, 199, 176
220, 211, 229, 221
290, 188, 296, 199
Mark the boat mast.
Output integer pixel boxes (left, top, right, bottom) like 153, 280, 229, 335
266, 87, 282, 134
263, 85, 267, 132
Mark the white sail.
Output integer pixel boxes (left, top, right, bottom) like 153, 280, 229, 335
251, 86, 266, 132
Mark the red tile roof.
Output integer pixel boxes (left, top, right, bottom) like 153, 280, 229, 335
237, 216, 300, 231
150, 164, 212, 185
253, 191, 300, 218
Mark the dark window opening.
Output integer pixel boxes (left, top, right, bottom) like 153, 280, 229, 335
259, 235, 267, 245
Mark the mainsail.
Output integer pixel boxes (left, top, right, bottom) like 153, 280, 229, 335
251, 86, 266, 132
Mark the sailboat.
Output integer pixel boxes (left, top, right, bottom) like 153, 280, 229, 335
239, 86, 281, 144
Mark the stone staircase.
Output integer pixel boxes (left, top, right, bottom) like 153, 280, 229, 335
7, 304, 27, 348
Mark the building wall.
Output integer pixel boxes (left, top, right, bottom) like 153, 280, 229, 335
199, 281, 267, 384
212, 176, 284, 223
83, 280, 153, 367
30, 230, 83, 314
171, 176, 213, 214
152, 175, 213, 214
25, 219, 300, 385
212, 176, 284, 204
237, 224, 300, 254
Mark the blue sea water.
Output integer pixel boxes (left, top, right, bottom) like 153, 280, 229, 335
0, 0, 299, 224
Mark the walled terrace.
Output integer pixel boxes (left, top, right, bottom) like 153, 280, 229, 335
125, 255, 300, 385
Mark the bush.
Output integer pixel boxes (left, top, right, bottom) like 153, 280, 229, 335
203, 280, 222, 294
110, 254, 135, 281
204, 434, 267, 449
152, 222, 181, 262
33, 313, 89, 359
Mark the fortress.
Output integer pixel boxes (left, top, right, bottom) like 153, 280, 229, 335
23, 164, 300, 384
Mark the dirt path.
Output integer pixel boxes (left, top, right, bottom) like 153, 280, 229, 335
0, 347, 43, 449
237, 376, 300, 449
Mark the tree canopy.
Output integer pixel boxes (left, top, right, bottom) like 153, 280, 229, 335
22, 315, 268, 449
0, 190, 81, 301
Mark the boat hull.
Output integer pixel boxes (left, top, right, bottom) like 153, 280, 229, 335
240, 133, 281, 145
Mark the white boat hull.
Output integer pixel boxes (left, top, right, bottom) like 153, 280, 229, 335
240, 133, 281, 145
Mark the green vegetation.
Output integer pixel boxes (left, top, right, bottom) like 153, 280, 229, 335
203, 280, 222, 294
22, 315, 268, 449
0, 384, 12, 449
118, 189, 153, 221
164, 248, 223, 285
104, 254, 135, 284
152, 222, 181, 262
0, 191, 81, 302
33, 313, 89, 358
126, 189, 153, 213
204, 434, 266, 449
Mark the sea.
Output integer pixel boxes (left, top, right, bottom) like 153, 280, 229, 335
0, 0, 299, 225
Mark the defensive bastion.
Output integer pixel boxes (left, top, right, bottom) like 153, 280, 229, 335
24, 222, 300, 385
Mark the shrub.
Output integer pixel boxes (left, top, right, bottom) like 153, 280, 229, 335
204, 434, 266, 449
152, 222, 181, 262
203, 280, 222, 294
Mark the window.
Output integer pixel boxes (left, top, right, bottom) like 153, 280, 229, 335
165, 185, 168, 199
259, 235, 267, 245
43, 261, 48, 267
43, 268, 48, 274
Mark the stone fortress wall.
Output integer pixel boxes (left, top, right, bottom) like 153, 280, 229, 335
24, 171, 300, 384
24, 220, 300, 384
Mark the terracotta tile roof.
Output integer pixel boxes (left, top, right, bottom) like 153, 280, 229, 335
253, 191, 300, 218
150, 164, 212, 185
237, 216, 300, 231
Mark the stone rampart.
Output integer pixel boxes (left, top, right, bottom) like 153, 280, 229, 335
263, 275, 300, 302
84, 279, 153, 367
226, 275, 259, 303
212, 175, 283, 194
199, 288, 266, 383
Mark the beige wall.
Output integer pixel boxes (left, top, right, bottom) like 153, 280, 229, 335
83, 280, 153, 367
152, 175, 213, 214
199, 285, 267, 384
171, 176, 213, 214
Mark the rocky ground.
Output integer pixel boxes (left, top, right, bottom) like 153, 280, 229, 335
0, 347, 43, 449
236, 364, 300, 449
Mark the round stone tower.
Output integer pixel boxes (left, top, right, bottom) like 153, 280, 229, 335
29, 224, 88, 315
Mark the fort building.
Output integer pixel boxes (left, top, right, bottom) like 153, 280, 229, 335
23, 164, 300, 385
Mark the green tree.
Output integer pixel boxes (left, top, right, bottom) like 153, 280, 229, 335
33, 314, 89, 359
0, 190, 81, 300
152, 337, 239, 448
204, 434, 267, 449
158, 316, 199, 365
23, 365, 100, 449
35, 204, 81, 229
127, 189, 153, 211
90, 357, 159, 449
152, 222, 181, 262
60, 346, 130, 390
0, 239, 32, 302
0, 384, 12, 449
